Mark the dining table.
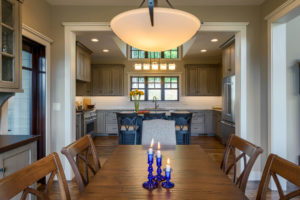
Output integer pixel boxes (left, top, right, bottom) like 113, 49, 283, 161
78, 145, 248, 200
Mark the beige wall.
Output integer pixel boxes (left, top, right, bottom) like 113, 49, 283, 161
22, 0, 52, 37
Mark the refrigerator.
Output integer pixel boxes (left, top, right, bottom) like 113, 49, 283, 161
221, 75, 236, 144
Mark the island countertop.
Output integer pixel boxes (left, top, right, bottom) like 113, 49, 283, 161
0, 135, 40, 153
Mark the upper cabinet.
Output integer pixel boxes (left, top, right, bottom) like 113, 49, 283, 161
222, 40, 235, 77
185, 64, 221, 96
76, 42, 92, 82
0, 0, 22, 92
92, 64, 124, 96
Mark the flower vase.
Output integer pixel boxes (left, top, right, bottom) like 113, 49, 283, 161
134, 100, 139, 112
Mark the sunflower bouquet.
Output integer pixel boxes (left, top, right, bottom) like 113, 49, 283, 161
129, 89, 145, 112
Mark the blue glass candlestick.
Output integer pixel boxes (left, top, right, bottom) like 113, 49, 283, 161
162, 168, 174, 188
143, 152, 158, 190
154, 156, 165, 182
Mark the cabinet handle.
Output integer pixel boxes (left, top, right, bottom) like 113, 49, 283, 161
0, 167, 6, 173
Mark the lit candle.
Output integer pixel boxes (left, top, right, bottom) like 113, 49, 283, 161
149, 138, 154, 154
166, 158, 171, 172
157, 142, 161, 158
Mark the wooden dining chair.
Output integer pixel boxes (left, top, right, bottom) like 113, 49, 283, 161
256, 154, 300, 200
0, 152, 70, 200
61, 134, 100, 193
220, 134, 263, 193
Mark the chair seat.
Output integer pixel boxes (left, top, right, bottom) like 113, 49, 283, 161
175, 125, 189, 131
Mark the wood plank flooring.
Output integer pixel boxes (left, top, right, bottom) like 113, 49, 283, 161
46, 136, 298, 200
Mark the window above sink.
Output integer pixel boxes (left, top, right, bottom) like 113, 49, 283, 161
130, 76, 179, 101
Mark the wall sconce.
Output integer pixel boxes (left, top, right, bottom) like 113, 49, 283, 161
134, 63, 142, 70
143, 63, 150, 70
151, 62, 159, 70
169, 63, 176, 70
160, 63, 167, 70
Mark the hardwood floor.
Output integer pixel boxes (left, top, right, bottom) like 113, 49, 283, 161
45, 136, 298, 200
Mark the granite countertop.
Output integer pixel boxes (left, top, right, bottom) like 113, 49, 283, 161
0, 135, 40, 153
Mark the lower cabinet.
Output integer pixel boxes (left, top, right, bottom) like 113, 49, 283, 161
0, 141, 37, 199
213, 110, 222, 140
96, 110, 216, 136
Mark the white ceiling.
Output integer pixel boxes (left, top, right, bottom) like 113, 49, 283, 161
76, 31, 234, 62
76, 31, 126, 60
46, 0, 266, 6
183, 31, 235, 60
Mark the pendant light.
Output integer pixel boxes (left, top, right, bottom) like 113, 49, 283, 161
110, 0, 200, 52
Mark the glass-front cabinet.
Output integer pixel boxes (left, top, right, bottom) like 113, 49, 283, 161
0, 0, 22, 92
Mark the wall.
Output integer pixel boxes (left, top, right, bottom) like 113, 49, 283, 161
50, 5, 263, 178
22, 0, 52, 37
286, 15, 300, 164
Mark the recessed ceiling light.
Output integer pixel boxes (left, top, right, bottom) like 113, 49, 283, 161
91, 38, 99, 42
102, 49, 109, 53
201, 49, 207, 53
211, 38, 219, 42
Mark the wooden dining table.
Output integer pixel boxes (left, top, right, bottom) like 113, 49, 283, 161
78, 145, 248, 200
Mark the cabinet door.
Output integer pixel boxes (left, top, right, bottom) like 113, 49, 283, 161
207, 66, 220, 96
92, 66, 111, 95
0, 0, 22, 91
197, 67, 209, 95
96, 111, 106, 133
230, 42, 235, 75
205, 110, 214, 134
111, 66, 124, 96
76, 47, 84, 81
222, 47, 231, 77
186, 66, 198, 96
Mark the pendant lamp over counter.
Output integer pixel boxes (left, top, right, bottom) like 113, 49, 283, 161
110, 0, 201, 52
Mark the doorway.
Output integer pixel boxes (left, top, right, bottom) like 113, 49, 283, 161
7, 37, 46, 160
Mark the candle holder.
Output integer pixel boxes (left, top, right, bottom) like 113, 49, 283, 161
162, 168, 174, 189
143, 153, 158, 190
154, 156, 165, 182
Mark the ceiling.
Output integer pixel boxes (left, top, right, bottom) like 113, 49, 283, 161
46, 0, 265, 6
76, 31, 235, 62
76, 31, 126, 61
183, 31, 235, 60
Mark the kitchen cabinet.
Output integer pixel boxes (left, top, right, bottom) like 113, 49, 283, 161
76, 42, 92, 82
185, 64, 221, 96
0, 0, 23, 92
213, 110, 222, 140
0, 135, 38, 199
76, 112, 84, 140
92, 64, 124, 96
222, 41, 235, 77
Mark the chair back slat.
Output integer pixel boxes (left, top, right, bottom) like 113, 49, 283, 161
221, 134, 263, 193
256, 154, 300, 200
61, 134, 100, 193
0, 152, 70, 200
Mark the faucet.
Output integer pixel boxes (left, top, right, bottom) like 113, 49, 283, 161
152, 96, 159, 111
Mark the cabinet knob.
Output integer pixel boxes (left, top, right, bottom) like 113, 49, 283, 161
0, 167, 6, 173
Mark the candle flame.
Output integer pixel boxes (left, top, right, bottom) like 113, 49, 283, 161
167, 158, 170, 165
158, 142, 160, 150
150, 138, 154, 148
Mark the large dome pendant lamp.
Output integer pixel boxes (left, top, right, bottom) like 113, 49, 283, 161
110, 0, 201, 52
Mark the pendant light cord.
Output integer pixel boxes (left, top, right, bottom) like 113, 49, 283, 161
139, 0, 174, 8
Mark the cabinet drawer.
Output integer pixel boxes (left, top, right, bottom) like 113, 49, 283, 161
106, 124, 118, 134
191, 112, 205, 124
105, 112, 117, 124
191, 124, 205, 134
